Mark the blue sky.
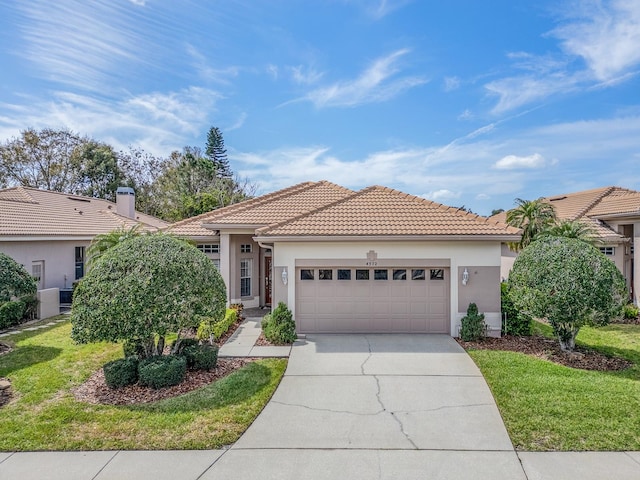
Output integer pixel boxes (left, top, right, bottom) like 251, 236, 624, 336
1, 0, 639, 215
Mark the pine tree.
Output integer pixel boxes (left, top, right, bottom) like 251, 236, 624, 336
205, 127, 231, 178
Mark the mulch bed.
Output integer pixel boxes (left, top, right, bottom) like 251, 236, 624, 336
457, 335, 633, 371
72, 358, 255, 405
254, 332, 293, 347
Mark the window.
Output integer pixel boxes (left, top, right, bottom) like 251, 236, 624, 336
393, 269, 407, 280
75, 246, 85, 280
319, 269, 333, 280
356, 269, 369, 280
32, 261, 44, 289
338, 269, 351, 280
240, 244, 252, 253
197, 244, 219, 254
300, 269, 314, 280
430, 269, 445, 280
600, 247, 615, 256
412, 269, 426, 280
211, 259, 220, 270
374, 269, 388, 280
240, 259, 252, 296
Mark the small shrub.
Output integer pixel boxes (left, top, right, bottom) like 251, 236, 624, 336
262, 302, 296, 344
138, 355, 187, 389
170, 337, 199, 355
182, 344, 219, 371
0, 300, 25, 330
197, 309, 237, 343
103, 357, 139, 389
230, 303, 244, 317
500, 283, 532, 336
623, 303, 639, 320
460, 303, 485, 341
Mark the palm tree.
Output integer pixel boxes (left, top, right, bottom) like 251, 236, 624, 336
86, 224, 142, 269
506, 198, 557, 251
538, 219, 599, 246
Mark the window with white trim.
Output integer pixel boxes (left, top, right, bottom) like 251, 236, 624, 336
212, 259, 220, 270
240, 259, 252, 297
75, 246, 85, 280
197, 244, 219, 254
599, 246, 615, 256
240, 244, 252, 253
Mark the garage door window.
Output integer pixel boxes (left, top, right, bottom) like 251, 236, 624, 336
430, 269, 445, 280
338, 269, 351, 280
300, 269, 314, 280
356, 269, 369, 280
412, 269, 425, 280
374, 269, 388, 280
319, 269, 332, 280
393, 269, 407, 280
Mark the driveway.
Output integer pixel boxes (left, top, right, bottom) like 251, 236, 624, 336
206, 334, 527, 479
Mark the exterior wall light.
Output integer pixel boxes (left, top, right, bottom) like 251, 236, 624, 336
462, 268, 469, 286
281, 267, 288, 285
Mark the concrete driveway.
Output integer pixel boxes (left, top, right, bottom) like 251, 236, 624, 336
206, 334, 527, 479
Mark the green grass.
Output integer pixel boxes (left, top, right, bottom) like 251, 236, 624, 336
0, 318, 287, 450
468, 321, 640, 451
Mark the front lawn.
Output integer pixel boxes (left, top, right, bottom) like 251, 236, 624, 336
0, 318, 287, 451
467, 321, 640, 451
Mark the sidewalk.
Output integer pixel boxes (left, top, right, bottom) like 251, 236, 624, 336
218, 313, 292, 358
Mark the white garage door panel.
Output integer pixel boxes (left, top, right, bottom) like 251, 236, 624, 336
296, 266, 450, 334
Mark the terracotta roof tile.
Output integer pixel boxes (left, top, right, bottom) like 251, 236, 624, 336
0, 187, 168, 237
167, 181, 355, 236
257, 186, 520, 237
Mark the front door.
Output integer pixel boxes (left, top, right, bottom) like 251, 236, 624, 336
265, 256, 273, 307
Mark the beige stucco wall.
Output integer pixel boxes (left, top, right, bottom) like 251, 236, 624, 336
272, 240, 503, 336
228, 234, 261, 308
0, 240, 90, 290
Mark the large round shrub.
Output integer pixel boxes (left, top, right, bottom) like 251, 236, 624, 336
70, 234, 226, 357
508, 237, 627, 351
0, 253, 37, 328
103, 357, 139, 389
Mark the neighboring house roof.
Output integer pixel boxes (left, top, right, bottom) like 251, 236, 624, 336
166, 181, 355, 236
256, 185, 520, 239
491, 186, 640, 243
0, 186, 168, 238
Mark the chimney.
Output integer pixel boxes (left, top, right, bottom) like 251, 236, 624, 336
116, 187, 136, 219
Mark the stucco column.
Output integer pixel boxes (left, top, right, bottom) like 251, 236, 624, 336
634, 223, 640, 306
219, 232, 232, 304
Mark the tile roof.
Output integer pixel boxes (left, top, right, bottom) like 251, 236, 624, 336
256, 186, 521, 238
167, 181, 355, 236
0, 186, 168, 237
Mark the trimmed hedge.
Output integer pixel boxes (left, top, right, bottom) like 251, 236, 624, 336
138, 355, 187, 389
197, 308, 237, 342
103, 357, 139, 389
0, 300, 25, 330
459, 303, 485, 341
182, 344, 219, 371
262, 302, 296, 344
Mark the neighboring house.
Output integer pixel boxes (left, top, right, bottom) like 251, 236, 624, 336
492, 186, 640, 304
167, 181, 520, 337
0, 186, 168, 296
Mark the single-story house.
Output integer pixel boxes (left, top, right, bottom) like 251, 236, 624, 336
0, 186, 168, 297
492, 186, 640, 304
168, 181, 521, 336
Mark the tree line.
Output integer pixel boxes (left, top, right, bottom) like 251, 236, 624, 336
0, 127, 255, 222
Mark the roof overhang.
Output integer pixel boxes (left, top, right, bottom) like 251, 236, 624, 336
0, 236, 95, 242
591, 212, 640, 222
254, 234, 522, 243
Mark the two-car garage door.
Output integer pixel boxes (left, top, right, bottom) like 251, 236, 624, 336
296, 266, 450, 334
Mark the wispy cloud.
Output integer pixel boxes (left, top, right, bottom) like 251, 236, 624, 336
422, 189, 461, 201
288, 65, 324, 85
485, 1, 640, 114
344, 0, 413, 20
443, 76, 461, 91
493, 153, 547, 170
300, 49, 427, 108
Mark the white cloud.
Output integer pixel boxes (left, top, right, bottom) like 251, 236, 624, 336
266, 64, 279, 80
422, 189, 461, 201
475, 193, 490, 200
301, 49, 427, 108
457, 109, 473, 120
226, 112, 247, 131
443, 76, 460, 91
494, 153, 546, 170
552, 0, 640, 81
288, 65, 324, 85
344, 0, 413, 20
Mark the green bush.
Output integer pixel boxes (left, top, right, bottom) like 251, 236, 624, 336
182, 344, 219, 371
138, 355, 187, 389
103, 357, 139, 389
459, 303, 485, 341
197, 309, 237, 342
500, 283, 532, 336
123, 339, 146, 358
623, 303, 639, 320
262, 302, 296, 344
0, 300, 25, 330
170, 337, 199, 355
